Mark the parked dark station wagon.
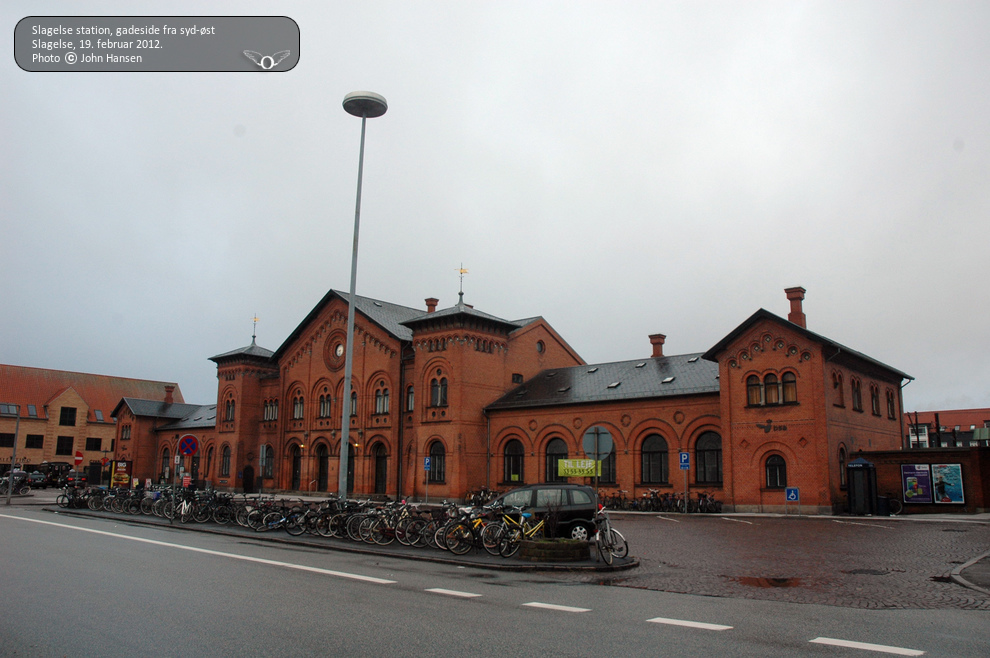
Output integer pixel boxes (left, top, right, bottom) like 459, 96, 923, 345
489, 483, 599, 541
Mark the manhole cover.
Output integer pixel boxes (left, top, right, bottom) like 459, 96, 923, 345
735, 576, 801, 588
843, 569, 888, 576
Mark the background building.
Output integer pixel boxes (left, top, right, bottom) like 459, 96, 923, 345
0, 365, 181, 480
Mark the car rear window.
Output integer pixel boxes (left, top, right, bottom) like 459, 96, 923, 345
501, 489, 533, 508
571, 489, 593, 505
536, 488, 565, 507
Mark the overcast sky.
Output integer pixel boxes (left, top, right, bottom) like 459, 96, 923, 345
2, 1, 988, 413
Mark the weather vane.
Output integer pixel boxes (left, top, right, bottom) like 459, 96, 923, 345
457, 264, 469, 305
252, 314, 259, 343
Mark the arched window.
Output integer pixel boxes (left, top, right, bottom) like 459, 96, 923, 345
545, 437, 568, 483
838, 446, 847, 488
851, 379, 863, 411
406, 385, 414, 412
695, 432, 722, 484
503, 439, 524, 484
261, 444, 274, 478
747, 375, 763, 406
764, 374, 780, 405
832, 372, 845, 407
782, 372, 798, 403
765, 454, 786, 488
350, 391, 358, 417
318, 387, 331, 418
886, 389, 896, 419
428, 441, 446, 483
600, 450, 616, 484
641, 434, 668, 484
430, 375, 448, 407
225, 398, 236, 421
374, 384, 390, 414
870, 384, 881, 416
220, 445, 231, 477
293, 395, 304, 420
161, 448, 170, 480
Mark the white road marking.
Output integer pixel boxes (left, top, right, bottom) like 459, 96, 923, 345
832, 520, 893, 530
810, 637, 924, 655
655, 515, 681, 522
0, 513, 396, 584
523, 602, 591, 613
425, 588, 481, 598
721, 517, 754, 524
646, 617, 733, 631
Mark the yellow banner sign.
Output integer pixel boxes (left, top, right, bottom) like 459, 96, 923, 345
558, 459, 601, 477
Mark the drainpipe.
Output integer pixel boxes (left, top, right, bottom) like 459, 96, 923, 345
899, 379, 912, 450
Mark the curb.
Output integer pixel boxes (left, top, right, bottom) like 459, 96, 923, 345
42, 506, 639, 573
951, 550, 990, 596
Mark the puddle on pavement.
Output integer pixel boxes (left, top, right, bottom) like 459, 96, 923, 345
734, 576, 801, 588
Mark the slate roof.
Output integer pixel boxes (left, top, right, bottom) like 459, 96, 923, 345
401, 299, 524, 332
272, 289, 423, 361
486, 353, 720, 411
0, 364, 182, 422
112, 398, 217, 430
702, 309, 913, 381
210, 338, 275, 363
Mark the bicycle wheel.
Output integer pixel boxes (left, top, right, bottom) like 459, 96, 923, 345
499, 528, 522, 558
608, 529, 628, 559
372, 519, 396, 546
423, 520, 440, 549
259, 511, 282, 531
406, 518, 428, 548
888, 497, 904, 516
56, 494, 69, 508
284, 513, 306, 536
193, 505, 212, 523
481, 523, 504, 556
444, 522, 474, 555
596, 530, 614, 565
213, 505, 233, 525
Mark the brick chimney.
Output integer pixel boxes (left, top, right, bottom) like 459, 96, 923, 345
785, 287, 807, 328
425, 297, 439, 313
649, 333, 666, 358
164, 385, 175, 405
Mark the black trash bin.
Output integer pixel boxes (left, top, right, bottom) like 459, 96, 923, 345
876, 495, 890, 517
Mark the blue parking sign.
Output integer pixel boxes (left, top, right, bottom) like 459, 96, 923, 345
785, 487, 799, 502
679, 451, 690, 470
424, 457, 431, 471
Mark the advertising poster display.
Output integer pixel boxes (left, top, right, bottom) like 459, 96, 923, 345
900, 464, 933, 504
111, 460, 132, 488
932, 463, 964, 504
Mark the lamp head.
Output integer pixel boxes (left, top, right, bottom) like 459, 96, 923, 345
343, 91, 388, 118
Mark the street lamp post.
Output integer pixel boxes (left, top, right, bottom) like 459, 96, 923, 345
337, 91, 388, 499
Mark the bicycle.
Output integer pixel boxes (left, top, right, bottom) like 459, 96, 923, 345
497, 509, 546, 558
594, 506, 628, 565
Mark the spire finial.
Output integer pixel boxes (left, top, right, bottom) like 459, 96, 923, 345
252, 314, 259, 345
457, 264, 468, 307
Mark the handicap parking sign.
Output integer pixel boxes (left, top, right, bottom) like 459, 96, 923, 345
785, 487, 800, 502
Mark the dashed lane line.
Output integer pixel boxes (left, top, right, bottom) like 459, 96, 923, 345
810, 637, 924, 656
832, 520, 893, 530
720, 517, 754, 524
522, 602, 591, 613
425, 588, 482, 598
646, 617, 733, 631
0, 513, 397, 584
655, 515, 681, 522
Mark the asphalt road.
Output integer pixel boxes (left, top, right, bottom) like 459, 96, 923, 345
2, 506, 989, 657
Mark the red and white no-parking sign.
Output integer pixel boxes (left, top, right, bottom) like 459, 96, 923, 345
74, 450, 83, 466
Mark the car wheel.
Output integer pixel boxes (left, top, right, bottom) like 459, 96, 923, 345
569, 523, 591, 541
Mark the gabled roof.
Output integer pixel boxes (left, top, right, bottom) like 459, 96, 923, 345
272, 289, 423, 361
486, 353, 719, 411
701, 309, 913, 381
111, 398, 216, 430
0, 364, 182, 422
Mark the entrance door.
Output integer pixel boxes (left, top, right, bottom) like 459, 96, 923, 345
317, 444, 329, 491
243, 465, 255, 494
291, 445, 302, 490
373, 444, 388, 495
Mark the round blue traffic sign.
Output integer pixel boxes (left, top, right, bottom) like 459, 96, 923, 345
178, 434, 199, 456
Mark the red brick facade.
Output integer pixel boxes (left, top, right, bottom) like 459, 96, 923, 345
113, 287, 913, 514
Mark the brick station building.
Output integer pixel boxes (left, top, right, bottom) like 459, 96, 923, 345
114, 286, 912, 514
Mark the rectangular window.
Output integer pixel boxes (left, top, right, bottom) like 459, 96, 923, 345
0, 433, 13, 448
59, 407, 77, 426
95, 410, 104, 422
85, 437, 102, 451
55, 436, 73, 455
909, 425, 929, 449
25, 435, 44, 449
0, 404, 16, 416
27, 405, 37, 417
121, 425, 131, 441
